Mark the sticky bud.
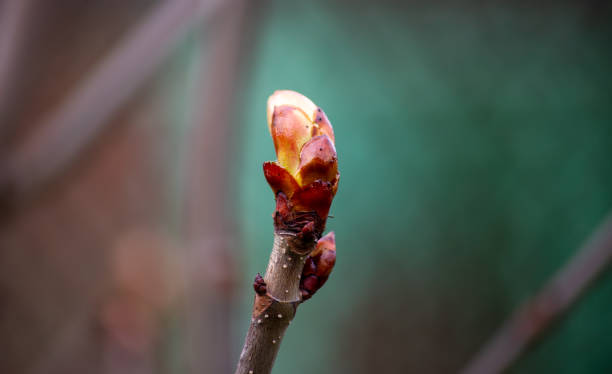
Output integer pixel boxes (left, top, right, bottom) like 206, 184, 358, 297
302, 257, 317, 277
299, 232, 336, 301
263, 90, 339, 230
253, 273, 267, 296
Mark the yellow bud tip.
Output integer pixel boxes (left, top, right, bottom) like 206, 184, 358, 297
267, 90, 317, 133
270, 105, 312, 174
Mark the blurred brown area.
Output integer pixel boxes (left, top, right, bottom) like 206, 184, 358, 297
0, 0, 254, 373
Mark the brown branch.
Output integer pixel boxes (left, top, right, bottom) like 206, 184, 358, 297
235, 232, 315, 374
236, 90, 339, 374
0, 0, 33, 135
461, 211, 612, 374
235, 193, 322, 374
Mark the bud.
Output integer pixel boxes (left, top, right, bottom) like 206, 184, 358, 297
263, 90, 339, 224
299, 232, 336, 301
253, 273, 267, 296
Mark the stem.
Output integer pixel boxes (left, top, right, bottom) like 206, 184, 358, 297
461, 211, 612, 374
235, 232, 315, 374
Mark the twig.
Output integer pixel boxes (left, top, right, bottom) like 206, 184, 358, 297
461, 211, 612, 374
235, 232, 315, 374
0, 0, 33, 135
181, 1, 251, 372
235, 90, 339, 374
2, 0, 226, 199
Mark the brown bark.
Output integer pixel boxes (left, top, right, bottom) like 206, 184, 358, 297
234, 232, 316, 374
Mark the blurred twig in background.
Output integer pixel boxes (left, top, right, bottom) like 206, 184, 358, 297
0, 0, 33, 135
0, 0, 255, 373
462, 211, 612, 374
1, 0, 225, 203
181, 1, 251, 372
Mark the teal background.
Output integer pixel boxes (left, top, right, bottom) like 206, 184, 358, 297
234, 1, 612, 373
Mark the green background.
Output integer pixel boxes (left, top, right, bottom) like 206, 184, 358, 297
233, 1, 612, 373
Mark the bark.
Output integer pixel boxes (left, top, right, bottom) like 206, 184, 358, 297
234, 233, 315, 374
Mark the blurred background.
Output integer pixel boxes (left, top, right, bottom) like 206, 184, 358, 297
1, 0, 612, 373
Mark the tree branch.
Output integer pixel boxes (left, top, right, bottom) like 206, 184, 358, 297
235, 90, 339, 374
235, 232, 314, 374
1, 0, 228, 201
461, 211, 612, 374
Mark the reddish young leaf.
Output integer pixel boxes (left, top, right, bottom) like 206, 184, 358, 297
312, 107, 335, 143
263, 161, 300, 197
290, 180, 334, 220
296, 135, 338, 187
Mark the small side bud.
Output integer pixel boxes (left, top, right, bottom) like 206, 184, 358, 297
299, 232, 336, 302
302, 256, 317, 277
300, 275, 319, 301
253, 273, 267, 296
